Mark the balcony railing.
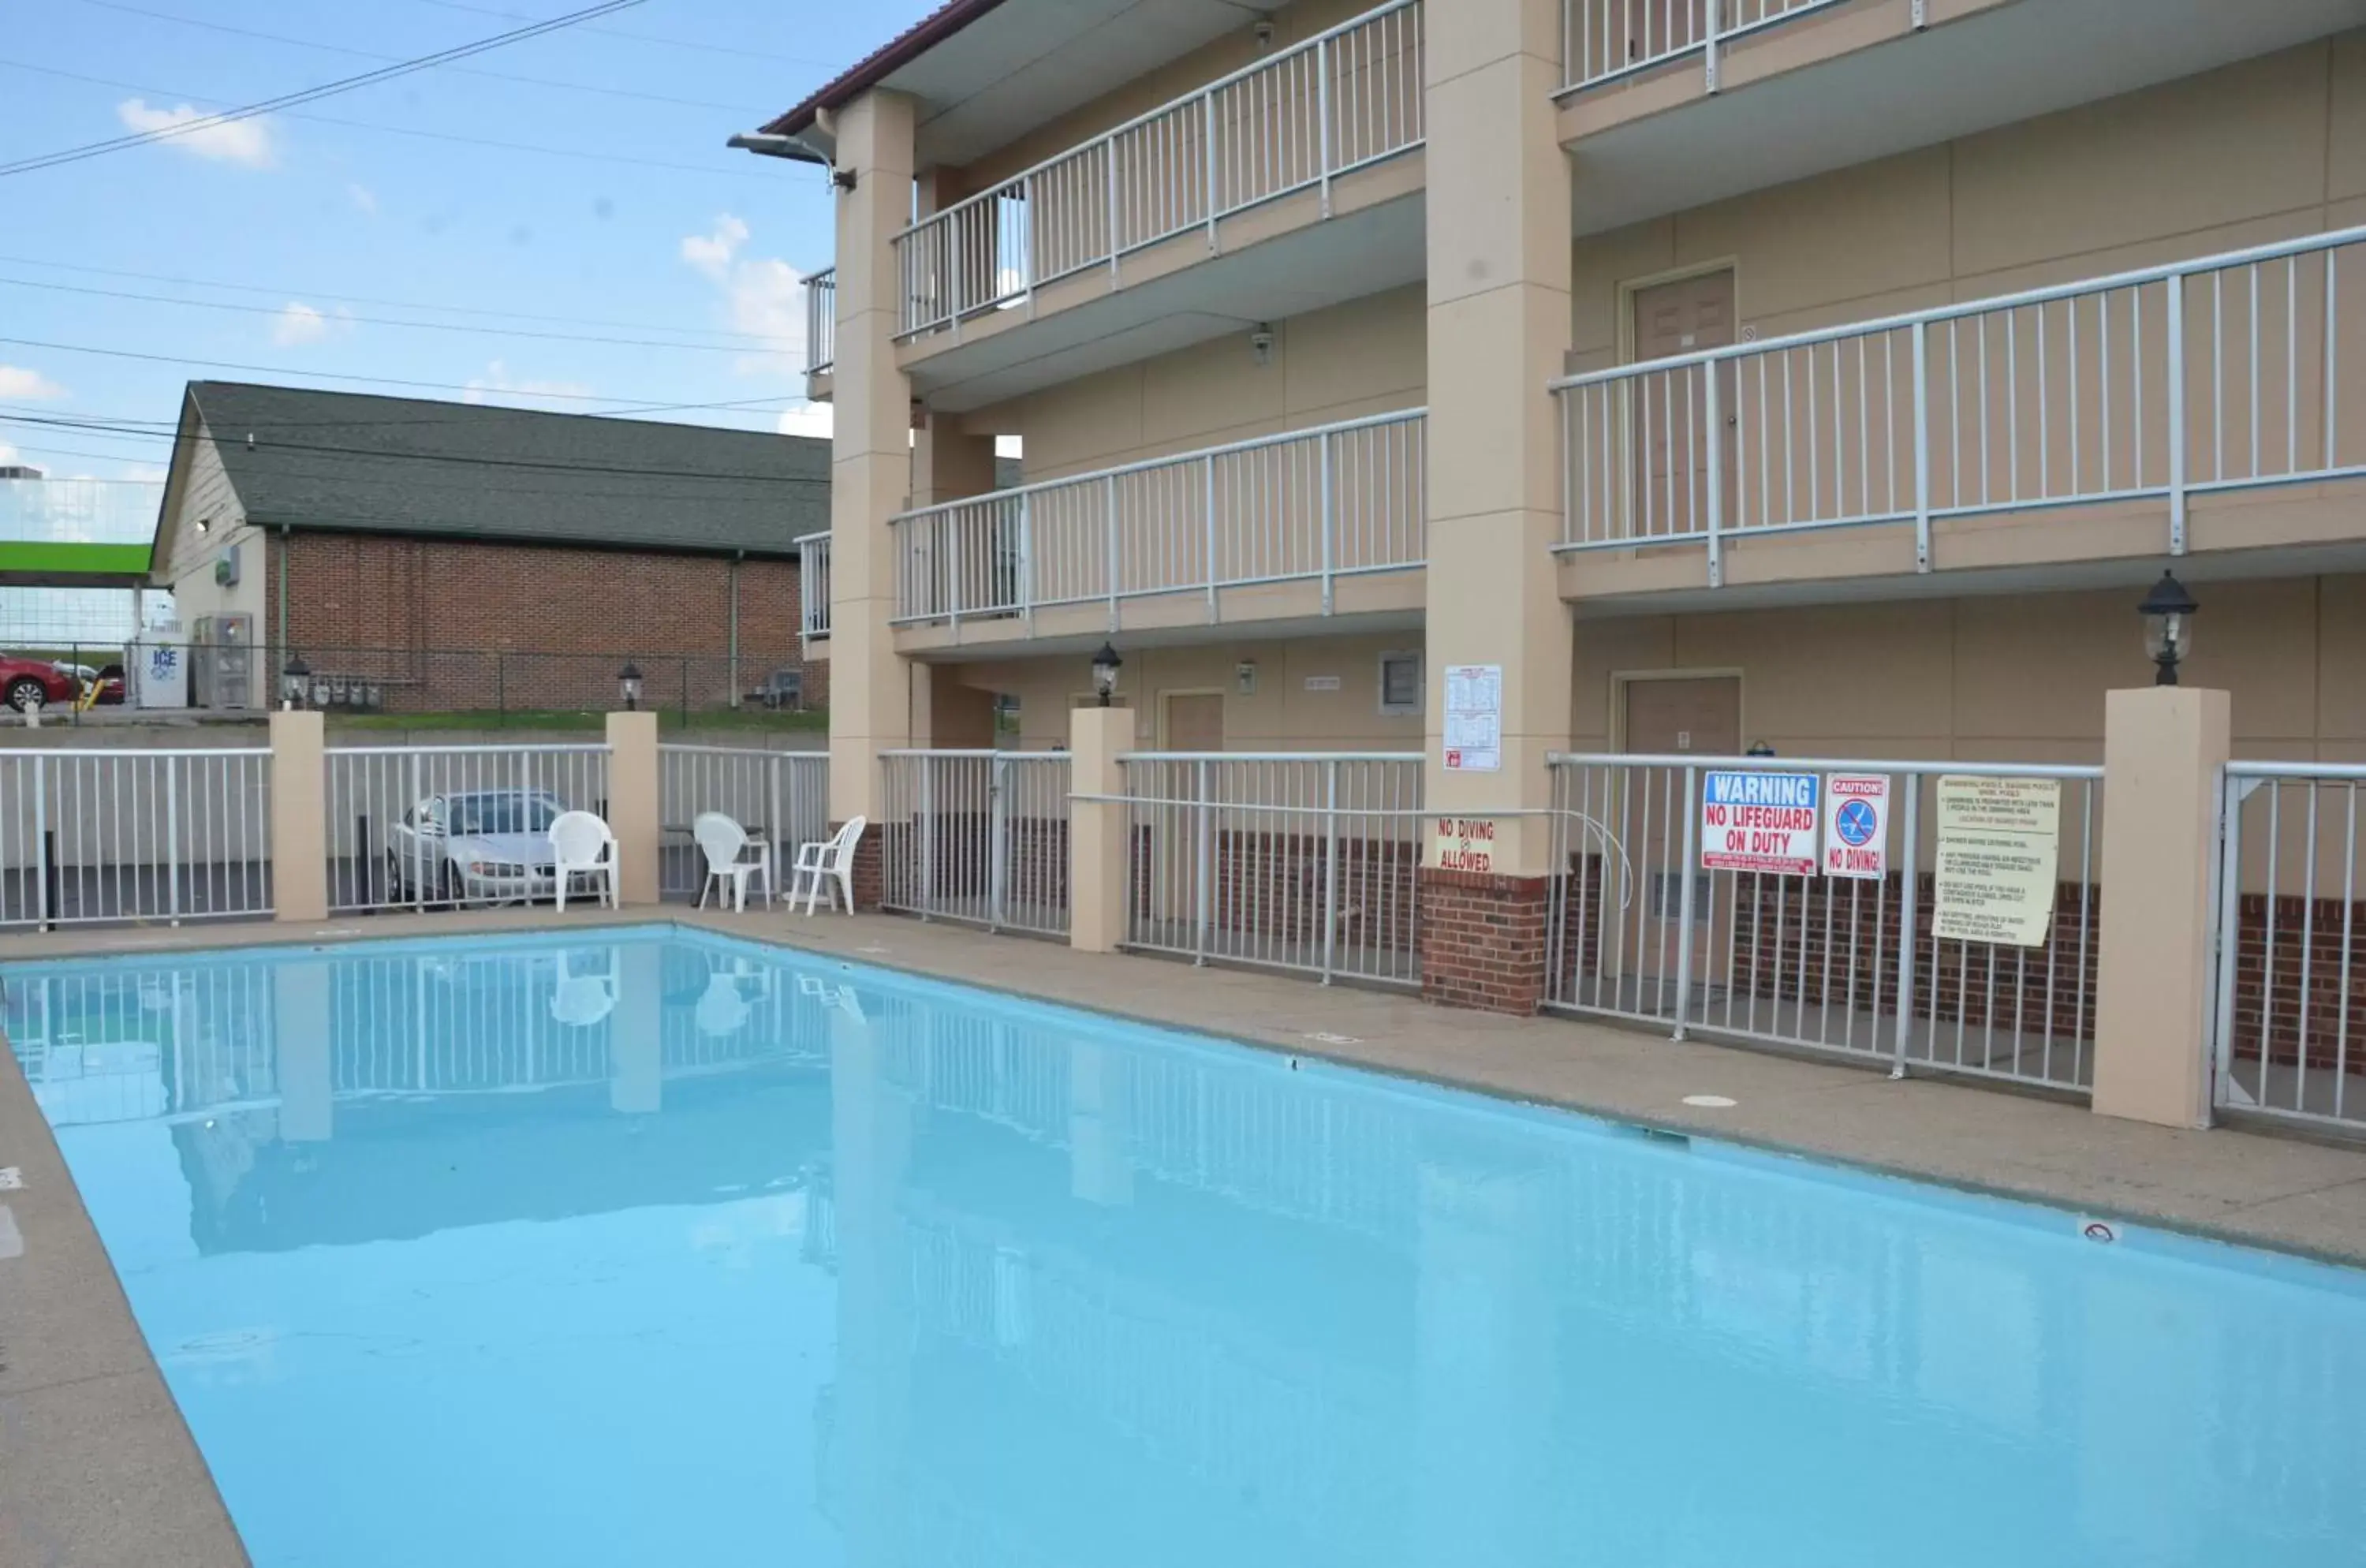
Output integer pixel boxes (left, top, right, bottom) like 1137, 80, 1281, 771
1552, 226, 2366, 584
803, 267, 834, 375
797, 530, 830, 639
890, 0, 1424, 342
890, 409, 1425, 628
1560, 0, 1844, 94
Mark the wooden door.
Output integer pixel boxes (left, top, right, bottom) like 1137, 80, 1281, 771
1162, 692, 1225, 751
1623, 674, 1741, 756
1631, 269, 1737, 539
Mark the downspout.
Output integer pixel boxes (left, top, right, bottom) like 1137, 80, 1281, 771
277, 525, 290, 653
729, 553, 742, 707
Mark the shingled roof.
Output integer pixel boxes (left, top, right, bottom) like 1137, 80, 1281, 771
178, 381, 830, 558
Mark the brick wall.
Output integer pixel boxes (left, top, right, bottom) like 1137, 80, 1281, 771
270, 532, 824, 711
1418, 868, 1551, 1014
2231, 893, 2366, 1071
881, 812, 1071, 916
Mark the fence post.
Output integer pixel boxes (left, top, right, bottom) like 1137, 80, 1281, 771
989, 753, 1010, 931
1317, 34, 1334, 217
919, 757, 936, 917
1202, 91, 1219, 249
1673, 765, 1698, 1039
32, 759, 50, 931
1892, 775, 1920, 1078
1018, 491, 1036, 636
1319, 431, 1336, 615
1321, 760, 1341, 984
1194, 758, 1213, 965
1068, 707, 1131, 953
165, 757, 181, 927
1204, 456, 1219, 622
1911, 321, 1932, 572
1704, 368, 1724, 589
769, 752, 785, 887
1105, 473, 1121, 632
604, 709, 662, 906
269, 709, 330, 924
2167, 270, 2189, 554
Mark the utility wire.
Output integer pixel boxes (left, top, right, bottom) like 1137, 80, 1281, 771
404, 0, 842, 68
0, 0, 651, 177
0, 393, 807, 431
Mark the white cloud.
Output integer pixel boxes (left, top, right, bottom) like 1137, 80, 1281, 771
679, 214, 806, 375
271, 302, 332, 346
115, 99, 276, 166
348, 182, 379, 215
0, 439, 19, 468
774, 402, 833, 440
118, 463, 170, 483
680, 214, 750, 282
462, 361, 595, 408
0, 364, 66, 401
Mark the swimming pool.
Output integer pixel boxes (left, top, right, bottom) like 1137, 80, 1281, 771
6, 927, 2364, 1567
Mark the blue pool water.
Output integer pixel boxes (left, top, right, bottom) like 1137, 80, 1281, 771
7, 928, 2366, 1568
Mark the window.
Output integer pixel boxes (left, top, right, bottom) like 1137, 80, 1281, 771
1379, 651, 1423, 715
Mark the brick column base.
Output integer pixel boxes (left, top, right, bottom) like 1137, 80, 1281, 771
837, 820, 884, 912
1419, 868, 1550, 1015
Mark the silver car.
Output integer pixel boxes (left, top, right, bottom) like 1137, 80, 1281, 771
385, 790, 565, 905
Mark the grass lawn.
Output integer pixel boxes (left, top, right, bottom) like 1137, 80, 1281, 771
328, 707, 827, 733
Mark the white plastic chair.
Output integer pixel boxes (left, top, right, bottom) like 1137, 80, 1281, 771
693, 812, 774, 912
550, 947, 619, 1027
548, 811, 618, 912
789, 816, 865, 916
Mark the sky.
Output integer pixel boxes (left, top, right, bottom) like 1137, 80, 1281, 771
0, 0, 938, 483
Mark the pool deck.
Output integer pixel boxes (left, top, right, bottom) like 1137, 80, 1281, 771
6, 903, 2366, 1562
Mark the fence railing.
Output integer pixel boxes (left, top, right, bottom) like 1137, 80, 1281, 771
1547, 754, 2101, 1095
891, 409, 1425, 628
658, 745, 828, 903
797, 532, 832, 640
2215, 762, 2366, 1133
1116, 752, 1424, 986
890, 0, 1424, 341
1560, 0, 1843, 93
323, 745, 611, 915
0, 749, 274, 929
1553, 227, 2366, 584
880, 750, 1072, 937
804, 267, 835, 375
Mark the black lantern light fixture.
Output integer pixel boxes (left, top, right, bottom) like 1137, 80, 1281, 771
280, 651, 310, 711
618, 661, 644, 711
1090, 641, 1123, 707
2137, 570, 2199, 687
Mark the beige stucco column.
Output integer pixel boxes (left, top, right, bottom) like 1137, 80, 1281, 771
829, 89, 920, 850
1067, 704, 1131, 953
609, 941, 662, 1114
911, 414, 997, 508
604, 709, 660, 905
2091, 686, 2230, 1127
1416, 0, 1572, 1010
273, 958, 334, 1142
268, 709, 327, 924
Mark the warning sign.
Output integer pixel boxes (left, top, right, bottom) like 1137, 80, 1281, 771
1932, 776, 2061, 948
1820, 774, 1890, 879
1442, 664, 1502, 772
1699, 771, 1821, 876
1431, 816, 1498, 873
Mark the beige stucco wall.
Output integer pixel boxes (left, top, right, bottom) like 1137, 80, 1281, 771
965, 284, 1426, 481
940, 629, 1427, 752
1569, 35, 2366, 371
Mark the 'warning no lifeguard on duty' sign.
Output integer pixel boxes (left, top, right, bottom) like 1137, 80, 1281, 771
1698, 771, 1821, 876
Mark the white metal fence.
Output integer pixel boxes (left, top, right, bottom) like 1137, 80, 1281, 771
2215, 763, 2366, 1133
880, 750, 1072, 937
891, 409, 1425, 628
1547, 755, 2101, 1094
1561, 0, 1843, 92
0, 749, 273, 929
890, 0, 1423, 340
658, 745, 828, 903
2, 961, 279, 1125
1554, 227, 2366, 584
797, 531, 831, 640
1117, 752, 1423, 985
324, 744, 611, 914
804, 267, 835, 375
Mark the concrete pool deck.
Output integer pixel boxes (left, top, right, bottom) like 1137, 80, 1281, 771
5, 902, 2366, 1562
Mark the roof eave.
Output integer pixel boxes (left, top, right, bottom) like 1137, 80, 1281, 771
742, 0, 1013, 151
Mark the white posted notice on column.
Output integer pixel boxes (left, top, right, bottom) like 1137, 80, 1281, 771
1442, 663, 1502, 772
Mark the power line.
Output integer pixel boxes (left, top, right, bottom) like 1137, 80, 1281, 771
0, 333, 728, 403
74, 0, 771, 115
0, 58, 773, 179
403, 0, 844, 69
0, 0, 651, 177
1, 393, 805, 433
0, 253, 790, 345
0, 274, 794, 357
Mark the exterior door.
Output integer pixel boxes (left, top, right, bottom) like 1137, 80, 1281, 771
1630, 269, 1737, 539
1162, 692, 1225, 751
1155, 693, 1226, 936
1623, 674, 1741, 756
1622, 674, 1739, 995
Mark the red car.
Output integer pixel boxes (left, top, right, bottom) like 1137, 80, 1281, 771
0, 655, 77, 713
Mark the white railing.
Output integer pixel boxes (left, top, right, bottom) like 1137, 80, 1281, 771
1547, 754, 2100, 1095
797, 530, 831, 640
5, 961, 278, 1126
324, 745, 611, 915
804, 267, 835, 375
1561, 0, 1844, 93
881, 750, 1072, 937
0, 749, 273, 928
659, 745, 828, 902
1116, 752, 1423, 986
892, 409, 1424, 628
1554, 227, 2366, 583
2215, 763, 2366, 1133
891, 0, 1424, 340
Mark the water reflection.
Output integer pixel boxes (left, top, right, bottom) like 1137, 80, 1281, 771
6, 935, 2366, 1568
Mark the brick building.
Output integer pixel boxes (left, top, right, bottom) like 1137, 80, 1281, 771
151, 381, 829, 714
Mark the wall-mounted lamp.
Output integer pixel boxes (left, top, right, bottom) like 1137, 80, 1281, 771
1248, 323, 1274, 367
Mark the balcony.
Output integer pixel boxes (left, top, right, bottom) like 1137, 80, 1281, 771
882, 0, 1425, 410
1551, 227, 2366, 606
798, 530, 830, 643
888, 409, 1424, 651
804, 267, 834, 380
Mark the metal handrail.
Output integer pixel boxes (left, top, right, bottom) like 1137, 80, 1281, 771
1553, 751, 2104, 779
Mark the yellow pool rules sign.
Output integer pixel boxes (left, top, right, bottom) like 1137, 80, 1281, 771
1932, 776, 2061, 948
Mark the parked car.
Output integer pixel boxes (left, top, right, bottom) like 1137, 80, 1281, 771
0, 655, 77, 712
748, 668, 804, 710
52, 663, 125, 705
385, 790, 567, 905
